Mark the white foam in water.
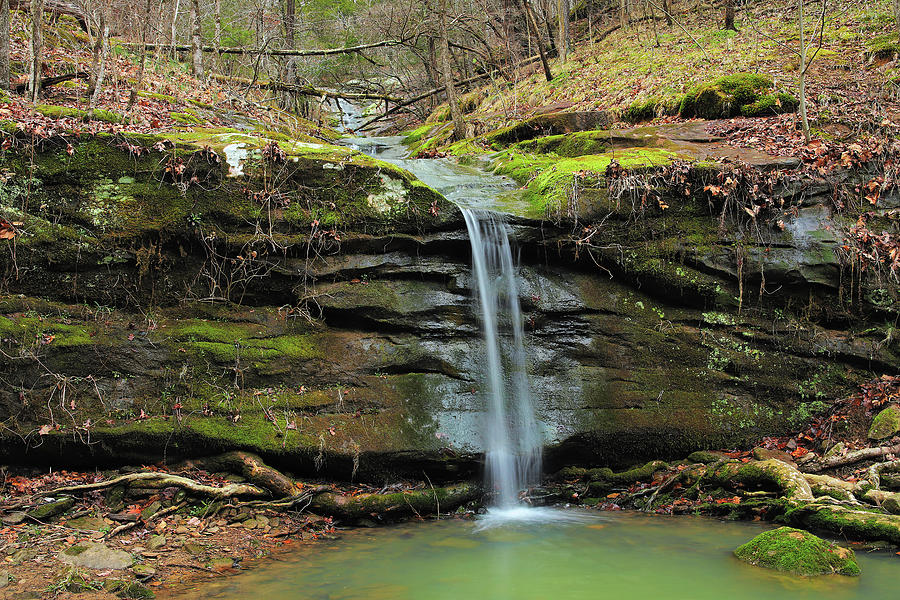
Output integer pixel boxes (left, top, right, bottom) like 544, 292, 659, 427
474, 506, 597, 531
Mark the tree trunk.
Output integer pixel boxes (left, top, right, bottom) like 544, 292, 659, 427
439, 0, 466, 140
89, 21, 108, 109
895, 0, 900, 35
662, 0, 672, 26
619, 0, 626, 27
170, 0, 179, 60
798, 0, 809, 142
127, 0, 153, 111
724, 0, 737, 31
557, 0, 569, 62
0, 0, 9, 91
521, 0, 553, 81
28, 0, 43, 102
190, 0, 202, 77
214, 0, 221, 48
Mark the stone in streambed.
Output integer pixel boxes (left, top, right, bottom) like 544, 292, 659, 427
869, 405, 900, 440
58, 542, 134, 570
146, 535, 167, 550
734, 527, 859, 576
65, 516, 108, 531
751, 447, 797, 467
26, 497, 74, 520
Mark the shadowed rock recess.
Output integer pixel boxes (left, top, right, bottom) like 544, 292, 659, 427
0, 125, 897, 482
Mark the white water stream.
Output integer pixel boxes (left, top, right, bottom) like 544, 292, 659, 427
342, 126, 545, 516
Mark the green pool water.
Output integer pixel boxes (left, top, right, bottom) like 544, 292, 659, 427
173, 511, 896, 600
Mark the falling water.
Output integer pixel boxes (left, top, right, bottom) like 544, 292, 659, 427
460, 207, 542, 509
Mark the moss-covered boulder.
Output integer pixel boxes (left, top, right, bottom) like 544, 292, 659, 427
869, 405, 900, 440
734, 527, 860, 577
679, 73, 798, 119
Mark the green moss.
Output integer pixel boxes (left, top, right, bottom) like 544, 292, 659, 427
491, 147, 677, 216
402, 124, 435, 146
137, 91, 177, 104
866, 33, 900, 60
741, 93, 799, 117
734, 527, 859, 576
868, 404, 900, 440
34, 105, 123, 124
679, 73, 794, 119
170, 111, 204, 125
624, 96, 680, 123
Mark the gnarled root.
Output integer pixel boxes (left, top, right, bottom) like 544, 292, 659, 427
47, 472, 268, 499
182, 451, 297, 498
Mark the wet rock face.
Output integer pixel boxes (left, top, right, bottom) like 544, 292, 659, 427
1, 214, 891, 478
0, 135, 896, 480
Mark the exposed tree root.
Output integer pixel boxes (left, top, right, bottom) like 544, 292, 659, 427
46, 472, 268, 500
181, 451, 297, 498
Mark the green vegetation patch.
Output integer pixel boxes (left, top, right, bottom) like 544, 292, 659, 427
34, 105, 124, 124
868, 404, 900, 440
679, 73, 797, 119
734, 526, 860, 576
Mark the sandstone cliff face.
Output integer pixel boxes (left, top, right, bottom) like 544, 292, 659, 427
0, 127, 896, 481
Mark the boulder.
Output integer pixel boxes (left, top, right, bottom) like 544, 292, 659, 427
58, 542, 134, 570
869, 405, 900, 440
734, 527, 860, 576
26, 497, 74, 521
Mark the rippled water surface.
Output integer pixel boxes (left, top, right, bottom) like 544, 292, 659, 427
172, 511, 895, 600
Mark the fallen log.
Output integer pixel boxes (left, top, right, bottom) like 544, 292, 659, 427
784, 501, 900, 545
357, 55, 542, 130
13, 70, 88, 94
804, 443, 900, 473
118, 39, 404, 58
309, 482, 481, 519
208, 74, 403, 102
10, 0, 88, 31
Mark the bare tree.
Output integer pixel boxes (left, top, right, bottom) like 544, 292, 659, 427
557, 0, 569, 62
170, 0, 180, 60
128, 0, 154, 110
0, 0, 9, 91
190, 0, 202, 77
521, 0, 552, 81
90, 18, 109, 108
724, 0, 737, 31
28, 0, 43, 102
797, 0, 827, 142
439, 0, 466, 139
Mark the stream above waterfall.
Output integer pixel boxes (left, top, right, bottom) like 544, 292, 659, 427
165, 512, 896, 600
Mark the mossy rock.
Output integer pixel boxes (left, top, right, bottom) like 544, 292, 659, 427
34, 105, 123, 124
170, 111, 204, 125
868, 404, 900, 440
866, 33, 900, 61
734, 527, 860, 576
679, 73, 796, 119
624, 96, 680, 123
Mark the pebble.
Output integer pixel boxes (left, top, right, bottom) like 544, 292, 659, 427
174, 526, 189, 535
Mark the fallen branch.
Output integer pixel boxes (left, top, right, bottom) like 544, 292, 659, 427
804, 443, 900, 473
118, 39, 404, 58
10, 0, 88, 31
357, 55, 542, 130
46, 472, 267, 500
208, 74, 403, 102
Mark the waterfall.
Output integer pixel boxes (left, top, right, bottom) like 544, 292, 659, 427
460, 207, 542, 508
